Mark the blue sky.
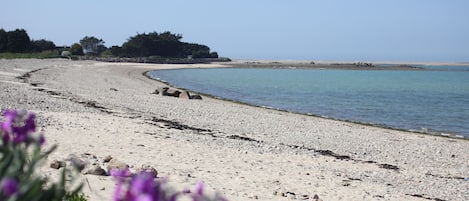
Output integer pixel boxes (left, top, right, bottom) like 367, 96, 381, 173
1, 0, 468, 61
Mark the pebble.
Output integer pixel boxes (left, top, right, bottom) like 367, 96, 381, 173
107, 158, 129, 172
85, 164, 106, 175
103, 155, 113, 163
50, 160, 65, 169
68, 154, 86, 171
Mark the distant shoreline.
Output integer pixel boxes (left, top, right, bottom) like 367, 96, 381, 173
81, 57, 469, 69
227, 62, 425, 71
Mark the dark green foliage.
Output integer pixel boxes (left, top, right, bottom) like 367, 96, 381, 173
0, 28, 222, 60
117, 31, 214, 58
109, 45, 122, 57
209, 52, 219, 58
6, 29, 31, 53
31, 39, 56, 52
121, 32, 181, 57
0, 29, 7, 52
64, 192, 88, 201
70, 43, 84, 56
182, 43, 210, 58
0, 28, 56, 53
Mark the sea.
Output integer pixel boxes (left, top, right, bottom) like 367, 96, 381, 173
147, 65, 469, 138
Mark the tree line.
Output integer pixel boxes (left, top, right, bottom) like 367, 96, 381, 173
0, 29, 56, 53
109, 31, 218, 58
1, 28, 219, 59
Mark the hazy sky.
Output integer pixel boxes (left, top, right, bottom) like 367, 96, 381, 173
1, 0, 468, 62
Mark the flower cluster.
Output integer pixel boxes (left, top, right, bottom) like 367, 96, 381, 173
111, 168, 227, 201
1, 109, 82, 200
1, 109, 228, 201
1, 110, 44, 146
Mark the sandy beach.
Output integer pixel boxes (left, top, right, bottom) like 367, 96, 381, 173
0, 59, 468, 201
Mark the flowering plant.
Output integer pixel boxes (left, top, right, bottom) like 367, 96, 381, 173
1, 109, 227, 201
111, 169, 227, 201
0, 110, 83, 201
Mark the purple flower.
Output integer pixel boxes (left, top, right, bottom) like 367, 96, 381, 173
1, 110, 38, 145
111, 168, 132, 179
128, 172, 158, 200
195, 181, 204, 195
1, 178, 18, 196
12, 112, 36, 144
1, 110, 17, 143
38, 133, 46, 145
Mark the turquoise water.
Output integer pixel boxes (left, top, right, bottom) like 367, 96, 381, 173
148, 67, 469, 137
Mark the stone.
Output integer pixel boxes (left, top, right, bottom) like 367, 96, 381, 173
285, 192, 296, 199
179, 90, 191, 99
190, 94, 203, 100
68, 154, 86, 171
85, 164, 106, 175
50, 160, 65, 169
165, 89, 181, 97
312, 194, 321, 201
151, 89, 160, 94
107, 158, 129, 172
136, 165, 158, 178
103, 155, 113, 163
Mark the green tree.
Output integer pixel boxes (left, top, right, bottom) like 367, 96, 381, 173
79, 36, 105, 56
209, 51, 219, 58
31, 39, 56, 52
0, 29, 7, 52
182, 43, 210, 58
7, 29, 30, 53
70, 43, 84, 55
116, 31, 219, 59
109, 45, 122, 57
121, 31, 185, 57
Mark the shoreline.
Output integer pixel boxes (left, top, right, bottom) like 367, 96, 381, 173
1, 59, 468, 201
145, 67, 468, 140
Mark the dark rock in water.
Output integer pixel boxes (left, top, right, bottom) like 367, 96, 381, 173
190, 94, 203, 100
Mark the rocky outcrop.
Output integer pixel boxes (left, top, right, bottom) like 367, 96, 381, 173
50, 153, 158, 177
152, 87, 203, 100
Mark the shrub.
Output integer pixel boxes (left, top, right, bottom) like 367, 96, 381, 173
70, 43, 84, 56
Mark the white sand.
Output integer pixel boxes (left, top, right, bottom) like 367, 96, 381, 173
1, 59, 468, 201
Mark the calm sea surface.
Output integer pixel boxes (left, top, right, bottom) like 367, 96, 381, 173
148, 66, 469, 137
